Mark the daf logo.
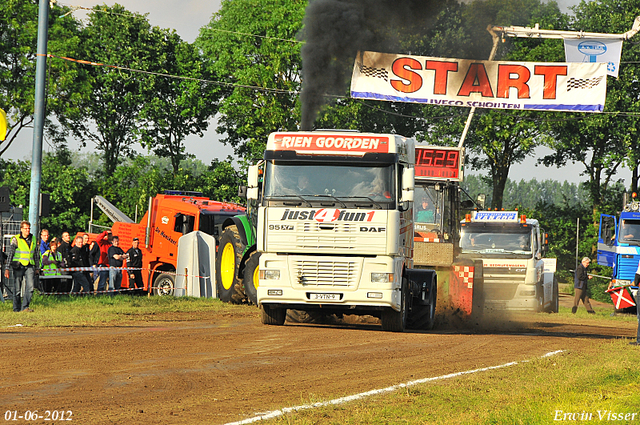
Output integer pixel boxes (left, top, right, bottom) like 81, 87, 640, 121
162, 216, 169, 225
578, 41, 606, 56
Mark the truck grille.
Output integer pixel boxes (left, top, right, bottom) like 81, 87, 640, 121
292, 259, 359, 287
296, 235, 357, 250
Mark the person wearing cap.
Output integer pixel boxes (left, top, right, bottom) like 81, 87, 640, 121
126, 237, 144, 294
573, 257, 595, 314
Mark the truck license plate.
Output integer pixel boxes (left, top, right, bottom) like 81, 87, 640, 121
309, 293, 340, 302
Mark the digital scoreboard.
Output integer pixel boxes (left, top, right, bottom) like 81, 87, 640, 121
414, 146, 464, 181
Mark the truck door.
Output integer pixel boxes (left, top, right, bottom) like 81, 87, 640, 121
598, 215, 617, 267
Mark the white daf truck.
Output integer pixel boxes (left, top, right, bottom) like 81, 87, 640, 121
247, 131, 438, 332
459, 211, 558, 313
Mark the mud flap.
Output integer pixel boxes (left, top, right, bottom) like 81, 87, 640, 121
450, 260, 482, 318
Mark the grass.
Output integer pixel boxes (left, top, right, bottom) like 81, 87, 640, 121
266, 338, 640, 425
0, 291, 253, 327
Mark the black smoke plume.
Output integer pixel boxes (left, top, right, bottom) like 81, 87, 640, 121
299, 0, 445, 130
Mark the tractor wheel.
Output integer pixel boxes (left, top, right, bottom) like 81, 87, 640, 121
408, 280, 437, 330
381, 280, 408, 332
216, 225, 246, 304
261, 304, 286, 325
154, 273, 175, 296
243, 251, 260, 305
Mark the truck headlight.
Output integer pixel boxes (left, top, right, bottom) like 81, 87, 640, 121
259, 269, 280, 280
371, 272, 393, 283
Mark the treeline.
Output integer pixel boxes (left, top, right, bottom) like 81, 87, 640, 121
0, 153, 241, 237
4, 0, 640, 294
462, 175, 591, 210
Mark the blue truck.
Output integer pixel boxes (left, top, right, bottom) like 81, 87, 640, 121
597, 198, 640, 302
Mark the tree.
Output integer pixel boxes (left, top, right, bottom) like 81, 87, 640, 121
59, 5, 167, 175
196, 0, 306, 161
0, 0, 88, 156
137, 34, 219, 175
0, 154, 93, 236
542, 1, 640, 219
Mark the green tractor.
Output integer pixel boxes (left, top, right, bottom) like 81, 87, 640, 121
215, 165, 261, 305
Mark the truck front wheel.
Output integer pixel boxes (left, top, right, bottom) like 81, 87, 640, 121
154, 273, 175, 296
381, 281, 408, 332
261, 304, 286, 325
216, 225, 246, 304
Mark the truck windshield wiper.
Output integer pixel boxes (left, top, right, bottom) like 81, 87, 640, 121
339, 196, 383, 209
266, 194, 312, 207
302, 194, 347, 208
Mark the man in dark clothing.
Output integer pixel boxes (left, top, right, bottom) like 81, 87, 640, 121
126, 237, 144, 294
69, 236, 92, 293
108, 236, 125, 294
59, 231, 72, 268
4, 221, 38, 312
81, 233, 93, 290
573, 257, 595, 314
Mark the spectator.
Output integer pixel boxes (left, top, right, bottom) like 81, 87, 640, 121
126, 237, 144, 294
89, 239, 100, 284
573, 257, 595, 314
96, 230, 112, 292
69, 236, 91, 293
41, 237, 64, 292
81, 233, 93, 290
108, 236, 126, 295
39, 228, 50, 256
4, 221, 38, 312
59, 231, 72, 268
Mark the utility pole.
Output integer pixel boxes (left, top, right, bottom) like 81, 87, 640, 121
28, 0, 50, 238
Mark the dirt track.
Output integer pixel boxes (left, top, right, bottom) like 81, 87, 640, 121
1, 296, 636, 425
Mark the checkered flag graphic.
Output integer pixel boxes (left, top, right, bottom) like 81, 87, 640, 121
566, 76, 604, 91
358, 63, 389, 81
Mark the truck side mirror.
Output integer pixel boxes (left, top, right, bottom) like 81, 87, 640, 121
401, 168, 414, 203
247, 165, 260, 200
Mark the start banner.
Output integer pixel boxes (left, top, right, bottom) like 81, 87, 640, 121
351, 51, 607, 113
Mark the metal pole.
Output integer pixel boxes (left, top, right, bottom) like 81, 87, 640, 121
28, 0, 50, 236
576, 217, 580, 269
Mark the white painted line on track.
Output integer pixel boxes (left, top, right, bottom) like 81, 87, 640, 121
223, 350, 565, 425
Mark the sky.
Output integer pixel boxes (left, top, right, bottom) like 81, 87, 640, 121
7, 0, 626, 186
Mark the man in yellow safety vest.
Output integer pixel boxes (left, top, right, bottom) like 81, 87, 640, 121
3, 221, 39, 312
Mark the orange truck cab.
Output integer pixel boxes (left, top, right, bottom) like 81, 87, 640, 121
106, 191, 245, 295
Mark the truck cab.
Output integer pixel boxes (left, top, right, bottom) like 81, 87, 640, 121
458, 211, 558, 313
598, 199, 640, 298
250, 131, 437, 331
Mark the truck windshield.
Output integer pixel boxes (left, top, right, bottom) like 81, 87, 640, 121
263, 162, 396, 208
618, 219, 640, 244
460, 227, 532, 255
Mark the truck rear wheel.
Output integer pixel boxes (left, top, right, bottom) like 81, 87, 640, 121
408, 280, 437, 330
216, 225, 246, 304
261, 304, 286, 325
154, 273, 175, 296
381, 281, 408, 332
243, 251, 260, 305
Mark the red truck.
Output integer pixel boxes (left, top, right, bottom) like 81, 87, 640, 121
93, 191, 245, 295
